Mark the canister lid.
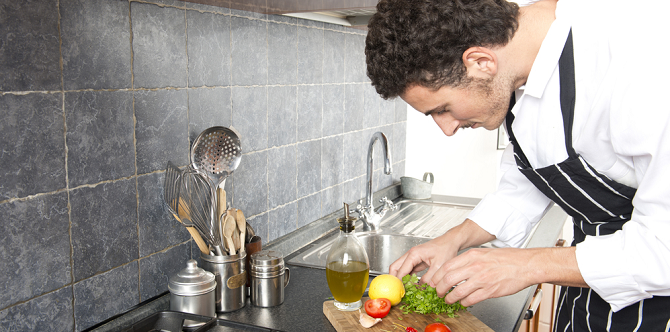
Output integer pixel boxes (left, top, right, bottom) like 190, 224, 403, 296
168, 259, 216, 296
250, 250, 285, 273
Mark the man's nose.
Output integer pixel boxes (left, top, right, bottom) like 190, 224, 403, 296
432, 113, 460, 136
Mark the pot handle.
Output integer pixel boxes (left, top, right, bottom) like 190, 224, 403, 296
284, 267, 290, 288
423, 172, 434, 184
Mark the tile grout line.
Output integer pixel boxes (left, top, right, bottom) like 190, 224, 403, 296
54, 0, 77, 329
319, 27, 325, 222
293, 23, 300, 234
228, 5, 234, 210
128, 0, 144, 305
183, 4, 194, 261
0, 237, 192, 314
246, 158, 405, 225
0, 122, 407, 207
0, 81, 374, 97
265, 16, 270, 234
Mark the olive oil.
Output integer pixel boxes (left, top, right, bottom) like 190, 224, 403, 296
326, 260, 370, 303
325, 203, 370, 311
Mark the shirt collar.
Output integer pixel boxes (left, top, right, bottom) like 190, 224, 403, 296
522, 4, 572, 98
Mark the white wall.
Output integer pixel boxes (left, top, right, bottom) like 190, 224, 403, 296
404, 104, 506, 199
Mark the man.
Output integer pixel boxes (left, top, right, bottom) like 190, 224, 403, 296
365, 0, 670, 330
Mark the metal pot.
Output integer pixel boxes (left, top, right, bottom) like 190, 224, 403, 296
168, 259, 216, 328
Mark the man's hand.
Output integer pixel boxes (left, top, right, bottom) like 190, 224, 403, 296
388, 219, 586, 307
429, 247, 540, 306
389, 219, 495, 282
428, 246, 586, 307
388, 231, 460, 281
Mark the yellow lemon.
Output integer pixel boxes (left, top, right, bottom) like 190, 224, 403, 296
368, 274, 405, 306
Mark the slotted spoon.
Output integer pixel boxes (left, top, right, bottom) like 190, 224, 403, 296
190, 126, 242, 189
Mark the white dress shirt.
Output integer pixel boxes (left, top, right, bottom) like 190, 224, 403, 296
467, 0, 670, 311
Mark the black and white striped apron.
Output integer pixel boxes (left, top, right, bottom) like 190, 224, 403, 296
506, 30, 670, 331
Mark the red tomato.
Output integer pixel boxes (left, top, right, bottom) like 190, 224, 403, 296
425, 323, 452, 332
364, 298, 391, 318
406, 328, 418, 332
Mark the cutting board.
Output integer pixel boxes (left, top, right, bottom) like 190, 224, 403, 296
323, 297, 493, 332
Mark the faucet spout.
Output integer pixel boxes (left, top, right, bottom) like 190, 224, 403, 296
356, 131, 396, 232
366, 132, 392, 208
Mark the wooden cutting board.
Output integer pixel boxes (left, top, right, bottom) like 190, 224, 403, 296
323, 297, 493, 332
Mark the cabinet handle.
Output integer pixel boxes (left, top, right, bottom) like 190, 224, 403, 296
524, 288, 543, 320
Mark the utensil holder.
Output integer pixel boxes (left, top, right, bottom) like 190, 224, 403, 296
200, 252, 247, 313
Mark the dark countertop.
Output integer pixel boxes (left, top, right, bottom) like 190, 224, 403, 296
90, 187, 568, 332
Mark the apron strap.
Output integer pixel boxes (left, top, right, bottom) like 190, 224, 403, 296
505, 29, 578, 165
505, 93, 533, 168
559, 29, 578, 158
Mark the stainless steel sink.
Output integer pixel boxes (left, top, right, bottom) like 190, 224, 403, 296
287, 199, 496, 275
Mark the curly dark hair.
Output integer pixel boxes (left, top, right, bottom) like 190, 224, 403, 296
366, 0, 520, 99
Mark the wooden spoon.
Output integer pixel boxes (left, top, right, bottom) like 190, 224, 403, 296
217, 188, 226, 222
174, 198, 209, 254
223, 214, 237, 255
232, 228, 240, 252
236, 209, 247, 254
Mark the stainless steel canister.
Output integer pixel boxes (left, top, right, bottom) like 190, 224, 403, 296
200, 252, 247, 312
168, 259, 216, 328
250, 250, 290, 307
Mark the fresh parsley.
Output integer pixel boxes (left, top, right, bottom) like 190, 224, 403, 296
399, 274, 467, 317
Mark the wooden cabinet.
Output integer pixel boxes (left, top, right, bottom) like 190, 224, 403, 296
520, 236, 571, 332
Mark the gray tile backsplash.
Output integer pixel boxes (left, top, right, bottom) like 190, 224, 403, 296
0, 93, 66, 199
186, 10, 232, 87
65, 91, 135, 187
0, 1, 61, 91
0, 0, 406, 330
61, 0, 132, 90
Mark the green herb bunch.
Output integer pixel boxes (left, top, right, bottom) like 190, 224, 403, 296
399, 274, 467, 318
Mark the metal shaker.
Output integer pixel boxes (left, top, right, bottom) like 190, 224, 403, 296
249, 250, 290, 307
168, 259, 216, 328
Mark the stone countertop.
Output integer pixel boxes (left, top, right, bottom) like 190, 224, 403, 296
89, 185, 568, 332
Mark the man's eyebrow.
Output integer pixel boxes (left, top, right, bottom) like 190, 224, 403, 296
424, 105, 445, 116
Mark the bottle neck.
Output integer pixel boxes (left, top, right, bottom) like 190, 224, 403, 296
339, 222, 355, 233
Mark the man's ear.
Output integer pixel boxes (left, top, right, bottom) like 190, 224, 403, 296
462, 47, 498, 78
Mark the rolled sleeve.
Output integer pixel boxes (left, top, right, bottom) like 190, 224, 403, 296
577, 217, 670, 311
468, 146, 554, 248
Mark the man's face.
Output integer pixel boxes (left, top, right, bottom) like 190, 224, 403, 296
400, 77, 512, 136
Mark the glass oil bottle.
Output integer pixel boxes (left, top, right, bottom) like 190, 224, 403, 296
325, 203, 370, 311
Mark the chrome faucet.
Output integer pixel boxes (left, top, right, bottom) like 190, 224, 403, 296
355, 131, 397, 232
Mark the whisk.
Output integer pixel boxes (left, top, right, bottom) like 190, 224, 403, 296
162, 161, 209, 254
180, 165, 224, 255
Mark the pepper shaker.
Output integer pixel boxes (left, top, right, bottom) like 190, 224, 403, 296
249, 250, 290, 307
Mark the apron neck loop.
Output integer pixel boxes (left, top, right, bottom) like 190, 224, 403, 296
559, 29, 579, 158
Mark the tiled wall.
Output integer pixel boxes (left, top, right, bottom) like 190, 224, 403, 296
0, 0, 407, 330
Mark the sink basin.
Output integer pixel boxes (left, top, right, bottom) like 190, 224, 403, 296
287, 199, 494, 275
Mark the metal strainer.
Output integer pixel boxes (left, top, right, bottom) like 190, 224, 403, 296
190, 126, 242, 188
